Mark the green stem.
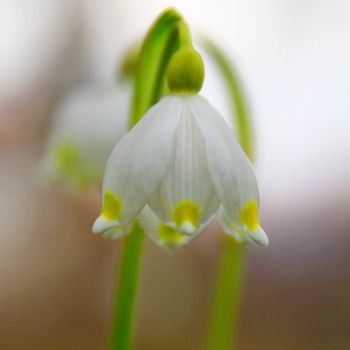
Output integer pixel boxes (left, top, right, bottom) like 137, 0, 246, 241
111, 224, 144, 350
110, 8, 193, 350
206, 238, 246, 350
201, 39, 254, 350
177, 20, 192, 47
130, 8, 185, 126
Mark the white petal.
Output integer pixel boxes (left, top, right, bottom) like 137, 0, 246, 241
148, 96, 220, 234
218, 207, 269, 247
217, 207, 249, 243
92, 216, 123, 239
248, 226, 269, 247
138, 205, 206, 253
189, 95, 259, 228
97, 96, 183, 232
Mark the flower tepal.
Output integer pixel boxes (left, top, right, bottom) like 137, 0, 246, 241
93, 46, 268, 251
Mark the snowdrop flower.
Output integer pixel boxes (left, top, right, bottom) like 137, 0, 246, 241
42, 84, 129, 188
93, 47, 268, 251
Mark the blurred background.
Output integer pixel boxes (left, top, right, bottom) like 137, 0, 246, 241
1, 0, 350, 349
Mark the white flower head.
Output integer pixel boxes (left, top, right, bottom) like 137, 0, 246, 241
93, 93, 268, 250
41, 85, 129, 188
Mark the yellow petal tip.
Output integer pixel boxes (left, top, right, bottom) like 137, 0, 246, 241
239, 200, 259, 231
101, 191, 122, 221
172, 199, 200, 233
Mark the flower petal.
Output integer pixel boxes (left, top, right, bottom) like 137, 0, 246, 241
138, 205, 206, 253
148, 97, 220, 235
217, 207, 249, 243
93, 96, 182, 235
189, 95, 259, 228
92, 216, 123, 239
218, 207, 269, 247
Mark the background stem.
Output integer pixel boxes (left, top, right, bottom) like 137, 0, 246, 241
200, 37, 254, 159
206, 238, 246, 350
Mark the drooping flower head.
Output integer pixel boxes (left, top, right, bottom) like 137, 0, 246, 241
42, 85, 129, 188
93, 46, 268, 252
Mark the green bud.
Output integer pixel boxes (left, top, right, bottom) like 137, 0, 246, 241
167, 47, 205, 93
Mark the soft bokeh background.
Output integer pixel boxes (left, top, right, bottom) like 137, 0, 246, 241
1, 0, 350, 349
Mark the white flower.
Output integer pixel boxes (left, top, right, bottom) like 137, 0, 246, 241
41, 84, 129, 188
93, 94, 268, 251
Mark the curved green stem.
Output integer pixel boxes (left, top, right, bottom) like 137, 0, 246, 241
177, 20, 192, 47
110, 8, 193, 350
201, 38, 254, 350
130, 8, 190, 126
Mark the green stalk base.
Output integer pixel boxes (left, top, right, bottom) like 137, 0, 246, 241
206, 236, 246, 350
